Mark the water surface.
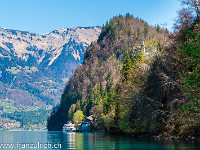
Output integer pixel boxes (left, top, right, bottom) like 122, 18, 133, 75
0, 131, 199, 149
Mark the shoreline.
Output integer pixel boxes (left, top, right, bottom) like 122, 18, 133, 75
2, 130, 200, 142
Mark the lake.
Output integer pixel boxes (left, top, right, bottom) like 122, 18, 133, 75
0, 131, 199, 150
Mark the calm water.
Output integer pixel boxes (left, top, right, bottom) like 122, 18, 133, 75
0, 131, 199, 150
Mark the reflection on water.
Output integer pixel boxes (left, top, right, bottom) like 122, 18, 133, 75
0, 131, 199, 150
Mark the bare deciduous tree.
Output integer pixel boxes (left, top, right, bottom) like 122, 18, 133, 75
174, 0, 200, 31
174, 8, 195, 31
180, 0, 200, 18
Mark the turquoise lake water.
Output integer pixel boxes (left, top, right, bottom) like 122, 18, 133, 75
0, 131, 199, 150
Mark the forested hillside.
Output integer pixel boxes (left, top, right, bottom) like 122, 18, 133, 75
48, 1, 199, 137
47, 14, 171, 131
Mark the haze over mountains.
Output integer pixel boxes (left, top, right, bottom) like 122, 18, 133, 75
0, 26, 101, 129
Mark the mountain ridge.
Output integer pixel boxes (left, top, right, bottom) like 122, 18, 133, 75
0, 26, 101, 67
0, 26, 101, 130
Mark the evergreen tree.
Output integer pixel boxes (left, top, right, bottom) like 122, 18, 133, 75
144, 24, 149, 37
106, 71, 113, 92
126, 13, 132, 20
122, 55, 133, 80
137, 28, 141, 39
104, 71, 114, 113
156, 24, 160, 33
99, 82, 104, 97
86, 82, 94, 116
179, 25, 200, 119
68, 104, 76, 120
99, 57, 103, 67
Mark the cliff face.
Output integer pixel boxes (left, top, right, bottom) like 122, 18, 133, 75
0, 26, 101, 129
47, 14, 183, 132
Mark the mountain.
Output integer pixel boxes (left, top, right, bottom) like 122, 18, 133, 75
0, 26, 101, 130
48, 14, 199, 137
47, 14, 176, 131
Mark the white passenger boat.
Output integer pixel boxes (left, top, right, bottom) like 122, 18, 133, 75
63, 122, 76, 132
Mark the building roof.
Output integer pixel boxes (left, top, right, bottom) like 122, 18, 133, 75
86, 115, 93, 121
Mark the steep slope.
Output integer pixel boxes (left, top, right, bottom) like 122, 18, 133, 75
47, 14, 179, 132
0, 26, 101, 130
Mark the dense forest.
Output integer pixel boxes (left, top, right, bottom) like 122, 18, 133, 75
47, 0, 199, 137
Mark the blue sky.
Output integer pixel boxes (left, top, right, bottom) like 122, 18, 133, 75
0, 0, 181, 34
